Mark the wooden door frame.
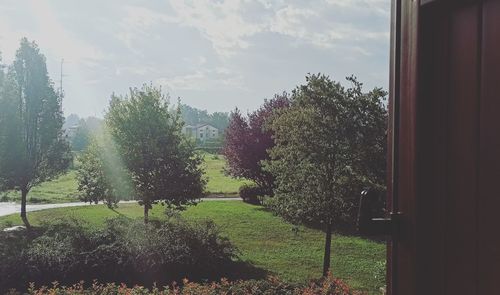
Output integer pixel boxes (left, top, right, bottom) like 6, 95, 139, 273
387, 0, 419, 294
388, 1, 490, 294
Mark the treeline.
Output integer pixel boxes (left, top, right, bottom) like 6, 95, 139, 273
65, 104, 229, 153
0, 39, 206, 227
64, 114, 103, 152
179, 104, 229, 130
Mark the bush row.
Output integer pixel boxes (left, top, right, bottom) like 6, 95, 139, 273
0, 216, 236, 293
7, 275, 357, 295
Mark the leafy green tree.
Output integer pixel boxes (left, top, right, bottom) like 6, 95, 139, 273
0, 39, 71, 228
76, 133, 133, 208
264, 74, 387, 276
106, 84, 206, 223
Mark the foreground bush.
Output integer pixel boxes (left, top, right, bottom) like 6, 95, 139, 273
7, 275, 357, 295
0, 216, 236, 292
239, 184, 266, 205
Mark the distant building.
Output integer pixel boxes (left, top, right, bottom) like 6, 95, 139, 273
65, 124, 80, 139
182, 123, 219, 141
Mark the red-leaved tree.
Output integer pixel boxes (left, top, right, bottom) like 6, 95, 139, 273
222, 93, 290, 193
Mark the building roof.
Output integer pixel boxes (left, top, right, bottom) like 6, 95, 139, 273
184, 123, 218, 130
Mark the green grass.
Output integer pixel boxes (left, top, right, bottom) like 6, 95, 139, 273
1, 171, 80, 204
0, 201, 385, 294
0, 153, 249, 204
201, 153, 252, 196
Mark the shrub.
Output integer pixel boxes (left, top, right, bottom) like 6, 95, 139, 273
239, 184, 265, 205
0, 217, 236, 292
10, 274, 358, 295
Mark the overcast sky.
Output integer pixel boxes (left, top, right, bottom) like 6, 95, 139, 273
0, 0, 390, 117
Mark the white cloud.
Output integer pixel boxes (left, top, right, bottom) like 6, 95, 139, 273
112, 1, 390, 59
161, 0, 389, 57
117, 5, 178, 54
156, 67, 245, 91
0, 0, 391, 116
167, 0, 265, 58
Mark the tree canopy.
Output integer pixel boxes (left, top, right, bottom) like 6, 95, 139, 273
222, 93, 290, 193
264, 74, 387, 276
76, 132, 134, 208
0, 39, 71, 227
106, 84, 206, 223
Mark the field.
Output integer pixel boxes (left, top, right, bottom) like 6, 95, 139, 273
0, 171, 80, 203
0, 201, 385, 294
201, 153, 252, 195
0, 153, 249, 204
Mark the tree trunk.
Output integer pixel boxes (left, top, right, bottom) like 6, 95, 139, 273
322, 222, 332, 277
144, 205, 149, 224
20, 187, 31, 229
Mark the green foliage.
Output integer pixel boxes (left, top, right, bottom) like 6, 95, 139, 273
0, 216, 236, 292
264, 74, 387, 275
0, 39, 72, 226
1, 151, 245, 203
106, 84, 206, 221
265, 74, 387, 228
76, 134, 134, 207
179, 104, 230, 131
196, 137, 224, 154
68, 116, 103, 152
0, 202, 386, 293
239, 183, 265, 205
70, 120, 90, 152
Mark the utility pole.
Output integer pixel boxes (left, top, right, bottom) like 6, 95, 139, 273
59, 58, 64, 96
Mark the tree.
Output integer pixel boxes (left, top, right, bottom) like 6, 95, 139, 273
264, 74, 387, 276
0, 52, 4, 86
0, 39, 72, 228
209, 111, 230, 130
106, 84, 206, 223
222, 93, 289, 193
76, 132, 134, 208
63, 113, 80, 130
179, 104, 230, 131
71, 119, 90, 151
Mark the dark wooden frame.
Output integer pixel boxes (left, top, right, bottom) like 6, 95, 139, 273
388, 0, 500, 294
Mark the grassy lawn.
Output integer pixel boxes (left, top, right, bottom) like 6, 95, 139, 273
0, 201, 385, 294
0, 171, 80, 204
201, 153, 252, 196
0, 154, 249, 204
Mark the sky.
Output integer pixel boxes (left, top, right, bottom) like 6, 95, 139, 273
0, 0, 390, 117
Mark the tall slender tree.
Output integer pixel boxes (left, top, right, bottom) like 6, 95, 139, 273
0, 39, 71, 228
265, 74, 387, 276
106, 84, 205, 223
